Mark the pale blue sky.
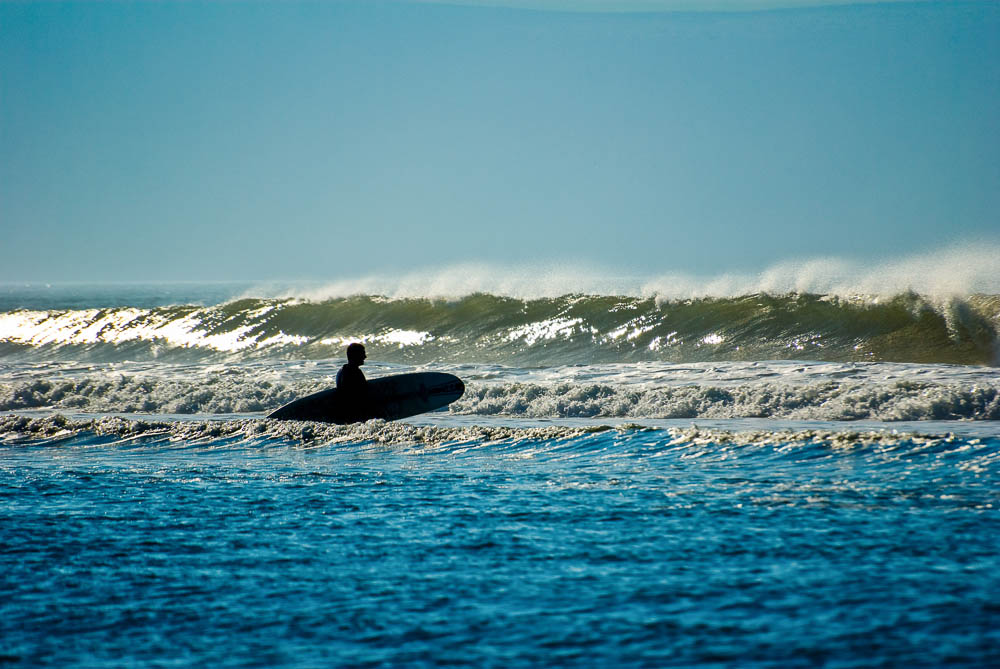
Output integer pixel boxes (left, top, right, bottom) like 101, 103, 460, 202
1, 0, 998, 282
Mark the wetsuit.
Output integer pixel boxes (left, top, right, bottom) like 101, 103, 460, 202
336, 363, 366, 391
336, 363, 367, 421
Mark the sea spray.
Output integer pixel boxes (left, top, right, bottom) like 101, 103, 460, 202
238, 244, 1000, 301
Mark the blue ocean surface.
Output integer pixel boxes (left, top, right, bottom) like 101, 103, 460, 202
2, 416, 998, 667
1, 283, 999, 666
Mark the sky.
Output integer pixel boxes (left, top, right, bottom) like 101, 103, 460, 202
1, 0, 998, 283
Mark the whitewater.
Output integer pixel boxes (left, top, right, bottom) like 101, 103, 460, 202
2, 256, 999, 667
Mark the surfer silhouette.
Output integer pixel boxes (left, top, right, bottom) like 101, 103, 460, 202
336, 343, 368, 420
268, 342, 464, 423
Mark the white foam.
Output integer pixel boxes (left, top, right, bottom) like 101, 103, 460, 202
2, 360, 998, 421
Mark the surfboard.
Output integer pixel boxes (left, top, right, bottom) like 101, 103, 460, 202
267, 372, 465, 424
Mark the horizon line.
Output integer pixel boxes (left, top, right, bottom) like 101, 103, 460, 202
404, 0, 952, 14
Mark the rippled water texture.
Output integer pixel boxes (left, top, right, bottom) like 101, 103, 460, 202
2, 425, 998, 667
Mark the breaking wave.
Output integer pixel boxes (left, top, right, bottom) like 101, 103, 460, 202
1, 292, 998, 366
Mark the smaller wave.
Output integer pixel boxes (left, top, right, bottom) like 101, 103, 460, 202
1, 415, 994, 472
0, 414, 607, 448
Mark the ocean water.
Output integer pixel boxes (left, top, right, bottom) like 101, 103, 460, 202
2, 280, 999, 666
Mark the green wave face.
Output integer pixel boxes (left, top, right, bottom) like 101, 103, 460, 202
1, 292, 998, 366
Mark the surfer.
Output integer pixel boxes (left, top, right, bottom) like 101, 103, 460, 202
337, 343, 367, 391
336, 343, 368, 421
267, 342, 464, 422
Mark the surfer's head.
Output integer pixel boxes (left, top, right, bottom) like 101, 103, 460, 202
346, 342, 366, 366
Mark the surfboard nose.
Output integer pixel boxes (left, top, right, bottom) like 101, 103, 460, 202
437, 378, 464, 398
